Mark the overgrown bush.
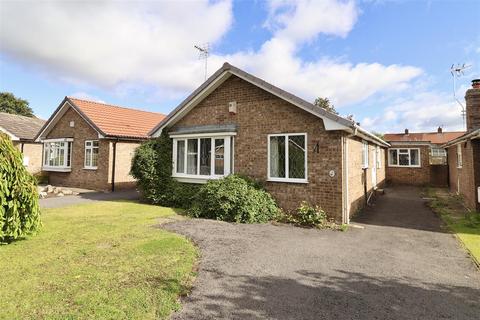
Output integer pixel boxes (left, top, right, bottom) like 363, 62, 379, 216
283, 201, 327, 227
0, 133, 41, 242
188, 175, 279, 223
130, 131, 199, 208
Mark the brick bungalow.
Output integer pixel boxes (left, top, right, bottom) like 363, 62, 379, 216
35, 97, 165, 191
384, 129, 464, 186
442, 79, 480, 211
0, 112, 45, 174
149, 63, 390, 223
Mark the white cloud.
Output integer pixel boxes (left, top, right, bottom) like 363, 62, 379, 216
360, 90, 465, 133
0, 0, 233, 93
1, 0, 423, 111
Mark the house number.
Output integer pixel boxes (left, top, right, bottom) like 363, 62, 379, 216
329, 170, 335, 177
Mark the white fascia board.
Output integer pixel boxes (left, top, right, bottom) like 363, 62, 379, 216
169, 132, 237, 138
41, 138, 74, 142
0, 126, 19, 141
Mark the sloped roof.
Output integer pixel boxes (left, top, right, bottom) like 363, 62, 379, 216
441, 128, 480, 148
149, 62, 390, 147
0, 112, 45, 141
37, 97, 166, 140
384, 131, 465, 145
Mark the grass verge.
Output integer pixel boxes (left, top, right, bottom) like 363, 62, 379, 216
0, 201, 198, 320
425, 188, 480, 267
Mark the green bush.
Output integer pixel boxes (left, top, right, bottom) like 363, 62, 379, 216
284, 201, 327, 227
188, 175, 279, 223
0, 133, 41, 242
130, 132, 199, 208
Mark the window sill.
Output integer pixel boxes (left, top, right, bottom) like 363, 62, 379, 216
267, 178, 308, 184
387, 165, 421, 168
42, 166, 71, 172
83, 167, 98, 170
172, 174, 225, 184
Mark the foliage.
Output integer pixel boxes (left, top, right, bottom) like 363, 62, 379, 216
372, 131, 385, 140
33, 171, 49, 185
188, 175, 279, 223
0, 201, 198, 319
283, 201, 327, 227
130, 131, 200, 208
0, 132, 41, 243
313, 97, 338, 115
0, 92, 34, 117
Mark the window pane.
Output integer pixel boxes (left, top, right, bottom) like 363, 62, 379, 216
410, 149, 419, 166
389, 149, 398, 165
214, 139, 224, 175
199, 138, 211, 175
67, 142, 71, 167
399, 153, 410, 166
187, 139, 198, 175
288, 135, 305, 179
92, 141, 99, 147
92, 147, 99, 167
176, 140, 185, 173
270, 136, 286, 178
85, 149, 91, 167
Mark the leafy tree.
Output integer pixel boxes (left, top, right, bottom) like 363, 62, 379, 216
372, 131, 385, 140
0, 133, 41, 243
0, 92, 34, 117
314, 97, 338, 115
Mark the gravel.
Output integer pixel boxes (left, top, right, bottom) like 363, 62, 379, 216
163, 186, 480, 320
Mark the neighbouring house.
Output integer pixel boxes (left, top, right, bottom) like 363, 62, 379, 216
442, 79, 480, 211
384, 128, 464, 187
35, 97, 165, 191
0, 112, 45, 174
149, 62, 389, 223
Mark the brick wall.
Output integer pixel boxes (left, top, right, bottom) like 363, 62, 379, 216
347, 137, 386, 218
466, 88, 480, 131
45, 106, 111, 190
171, 75, 345, 220
13, 141, 43, 174
109, 141, 140, 190
386, 145, 431, 185
447, 140, 479, 210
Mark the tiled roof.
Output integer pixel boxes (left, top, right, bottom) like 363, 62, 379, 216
0, 112, 45, 141
68, 98, 166, 139
384, 131, 465, 145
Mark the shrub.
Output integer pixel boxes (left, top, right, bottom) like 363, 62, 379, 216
0, 133, 41, 242
284, 201, 327, 227
188, 175, 279, 223
130, 131, 200, 208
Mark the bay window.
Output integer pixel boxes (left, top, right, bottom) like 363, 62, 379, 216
388, 148, 420, 167
42, 139, 73, 171
173, 135, 232, 181
268, 133, 307, 183
84, 140, 99, 169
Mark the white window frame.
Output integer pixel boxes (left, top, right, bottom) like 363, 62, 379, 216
430, 147, 447, 157
42, 138, 73, 172
456, 144, 463, 168
362, 140, 369, 169
388, 148, 421, 168
172, 133, 234, 182
267, 133, 308, 184
84, 140, 99, 170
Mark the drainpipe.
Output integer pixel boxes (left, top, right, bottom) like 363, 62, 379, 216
111, 140, 117, 192
363, 168, 368, 206
20, 142, 24, 153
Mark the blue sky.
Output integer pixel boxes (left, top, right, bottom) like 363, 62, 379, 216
0, 0, 479, 133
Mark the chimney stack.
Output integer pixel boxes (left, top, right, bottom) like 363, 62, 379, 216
404, 129, 409, 135
437, 126, 443, 133
466, 79, 480, 131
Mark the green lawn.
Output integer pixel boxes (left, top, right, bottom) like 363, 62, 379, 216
426, 188, 480, 265
0, 201, 198, 320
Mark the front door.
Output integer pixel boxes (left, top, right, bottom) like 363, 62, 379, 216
372, 146, 377, 188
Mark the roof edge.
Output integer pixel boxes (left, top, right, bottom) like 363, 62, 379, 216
441, 129, 480, 148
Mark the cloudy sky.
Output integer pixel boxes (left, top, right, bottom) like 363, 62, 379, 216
0, 0, 479, 133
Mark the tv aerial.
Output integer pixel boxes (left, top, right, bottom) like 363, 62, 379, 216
194, 43, 210, 81
450, 63, 471, 130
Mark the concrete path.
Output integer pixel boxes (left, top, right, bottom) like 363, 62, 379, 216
163, 186, 480, 320
39, 190, 140, 208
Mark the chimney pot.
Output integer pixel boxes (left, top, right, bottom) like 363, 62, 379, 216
437, 127, 442, 133
404, 129, 409, 135
472, 79, 480, 89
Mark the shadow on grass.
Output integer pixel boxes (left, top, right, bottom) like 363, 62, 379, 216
174, 269, 480, 320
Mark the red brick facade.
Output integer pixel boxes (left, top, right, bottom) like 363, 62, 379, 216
169, 75, 386, 221
44, 106, 140, 191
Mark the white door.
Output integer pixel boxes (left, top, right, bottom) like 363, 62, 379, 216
372, 146, 377, 187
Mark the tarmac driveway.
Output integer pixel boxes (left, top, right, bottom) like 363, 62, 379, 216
163, 187, 480, 320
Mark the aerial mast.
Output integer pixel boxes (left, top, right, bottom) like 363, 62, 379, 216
194, 43, 210, 81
